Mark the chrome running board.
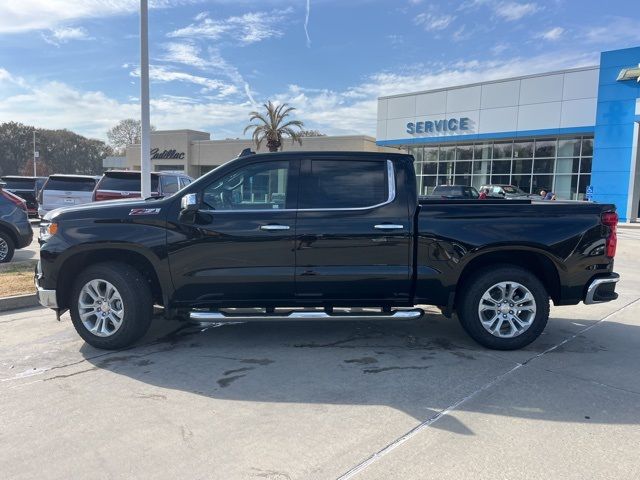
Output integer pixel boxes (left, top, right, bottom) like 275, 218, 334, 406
189, 308, 424, 322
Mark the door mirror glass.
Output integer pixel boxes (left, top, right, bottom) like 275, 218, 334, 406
181, 193, 198, 211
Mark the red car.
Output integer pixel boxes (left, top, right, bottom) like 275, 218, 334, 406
93, 170, 193, 201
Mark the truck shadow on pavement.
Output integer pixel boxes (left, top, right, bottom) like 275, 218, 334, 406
80, 310, 640, 435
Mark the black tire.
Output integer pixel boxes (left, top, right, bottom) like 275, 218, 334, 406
0, 231, 15, 263
69, 262, 154, 349
457, 265, 549, 350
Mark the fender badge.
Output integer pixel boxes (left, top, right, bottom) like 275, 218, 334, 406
129, 208, 161, 216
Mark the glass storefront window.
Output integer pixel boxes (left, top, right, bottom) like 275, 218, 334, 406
558, 138, 580, 157
423, 161, 437, 175
410, 135, 592, 197
532, 175, 553, 193
454, 175, 472, 186
415, 162, 423, 175
535, 139, 556, 158
556, 157, 579, 174
493, 141, 513, 159
419, 176, 437, 195
439, 161, 455, 177
491, 175, 510, 184
578, 175, 591, 197
533, 158, 554, 174
513, 141, 533, 159
512, 174, 532, 192
491, 160, 511, 175
555, 175, 578, 200
473, 160, 491, 174
456, 144, 473, 160
439, 147, 455, 161
455, 161, 472, 175
424, 147, 438, 162
474, 143, 492, 159
512, 159, 532, 175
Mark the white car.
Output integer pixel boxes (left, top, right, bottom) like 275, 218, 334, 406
38, 174, 100, 217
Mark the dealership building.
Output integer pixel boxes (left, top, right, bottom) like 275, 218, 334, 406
376, 46, 640, 222
114, 46, 639, 221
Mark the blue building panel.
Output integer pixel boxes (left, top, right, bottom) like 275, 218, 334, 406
591, 47, 640, 221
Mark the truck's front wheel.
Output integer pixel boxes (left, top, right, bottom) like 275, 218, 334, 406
457, 266, 549, 350
69, 262, 153, 349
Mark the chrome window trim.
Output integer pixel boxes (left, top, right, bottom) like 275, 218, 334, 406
198, 160, 396, 214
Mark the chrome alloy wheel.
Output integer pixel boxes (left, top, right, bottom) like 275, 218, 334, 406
478, 281, 537, 338
0, 237, 7, 261
78, 279, 125, 337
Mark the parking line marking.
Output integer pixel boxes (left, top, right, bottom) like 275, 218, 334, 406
336, 296, 640, 480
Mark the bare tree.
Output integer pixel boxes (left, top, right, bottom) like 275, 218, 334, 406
107, 119, 155, 153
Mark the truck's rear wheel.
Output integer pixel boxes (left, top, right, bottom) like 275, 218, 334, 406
0, 231, 15, 263
457, 266, 549, 350
69, 262, 153, 349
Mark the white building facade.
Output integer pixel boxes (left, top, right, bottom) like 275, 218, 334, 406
376, 46, 640, 222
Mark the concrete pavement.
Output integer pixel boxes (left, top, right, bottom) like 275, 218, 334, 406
1, 232, 639, 479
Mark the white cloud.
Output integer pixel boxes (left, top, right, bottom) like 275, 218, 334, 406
42, 26, 90, 46
494, 2, 539, 21
129, 64, 238, 96
414, 11, 456, 31
539, 26, 564, 41
0, 0, 199, 34
582, 16, 640, 45
160, 42, 208, 68
168, 8, 293, 45
0, 50, 599, 140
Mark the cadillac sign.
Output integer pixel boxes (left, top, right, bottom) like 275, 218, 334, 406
151, 148, 185, 160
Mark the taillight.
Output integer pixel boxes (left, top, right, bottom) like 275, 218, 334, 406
601, 211, 618, 258
1, 189, 27, 211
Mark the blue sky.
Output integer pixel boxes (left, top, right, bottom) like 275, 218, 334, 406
0, 0, 639, 141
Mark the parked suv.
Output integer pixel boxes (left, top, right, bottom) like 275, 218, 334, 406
93, 170, 192, 202
432, 185, 480, 199
0, 176, 47, 217
0, 180, 33, 262
38, 175, 100, 217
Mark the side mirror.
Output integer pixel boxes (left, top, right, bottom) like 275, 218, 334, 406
181, 193, 198, 212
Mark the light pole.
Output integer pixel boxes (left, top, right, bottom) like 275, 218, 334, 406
33, 130, 36, 176
140, 0, 151, 198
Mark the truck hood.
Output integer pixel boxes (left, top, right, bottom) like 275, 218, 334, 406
44, 197, 169, 221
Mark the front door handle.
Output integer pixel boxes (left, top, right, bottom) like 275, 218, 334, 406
374, 224, 404, 230
260, 224, 290, 231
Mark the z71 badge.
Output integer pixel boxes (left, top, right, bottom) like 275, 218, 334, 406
129, 208, 161, 216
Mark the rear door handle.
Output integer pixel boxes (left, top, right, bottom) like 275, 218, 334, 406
260, 224, 290, 231
374, 224, 404, 230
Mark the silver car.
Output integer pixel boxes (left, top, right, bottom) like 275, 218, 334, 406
38, 175, 100, 217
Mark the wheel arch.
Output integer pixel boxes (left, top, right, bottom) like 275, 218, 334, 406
456, 249, 562, 305
57, 247, 165, 310
0, 221, 18, 246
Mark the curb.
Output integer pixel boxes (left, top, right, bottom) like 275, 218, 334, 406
0, 294, 39, 312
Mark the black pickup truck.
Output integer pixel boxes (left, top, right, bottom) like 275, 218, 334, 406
36, 151, 620, 350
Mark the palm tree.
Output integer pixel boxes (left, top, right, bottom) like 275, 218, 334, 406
243, 101, 304, 152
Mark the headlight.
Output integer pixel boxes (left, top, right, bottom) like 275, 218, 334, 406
39, 222, 58, 241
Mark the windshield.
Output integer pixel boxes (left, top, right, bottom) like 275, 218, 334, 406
1, 178, 35, 190
45, 177, 97, 192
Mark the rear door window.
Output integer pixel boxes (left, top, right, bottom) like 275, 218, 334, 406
45, 177, 97, 192
299, 160, 388, 209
